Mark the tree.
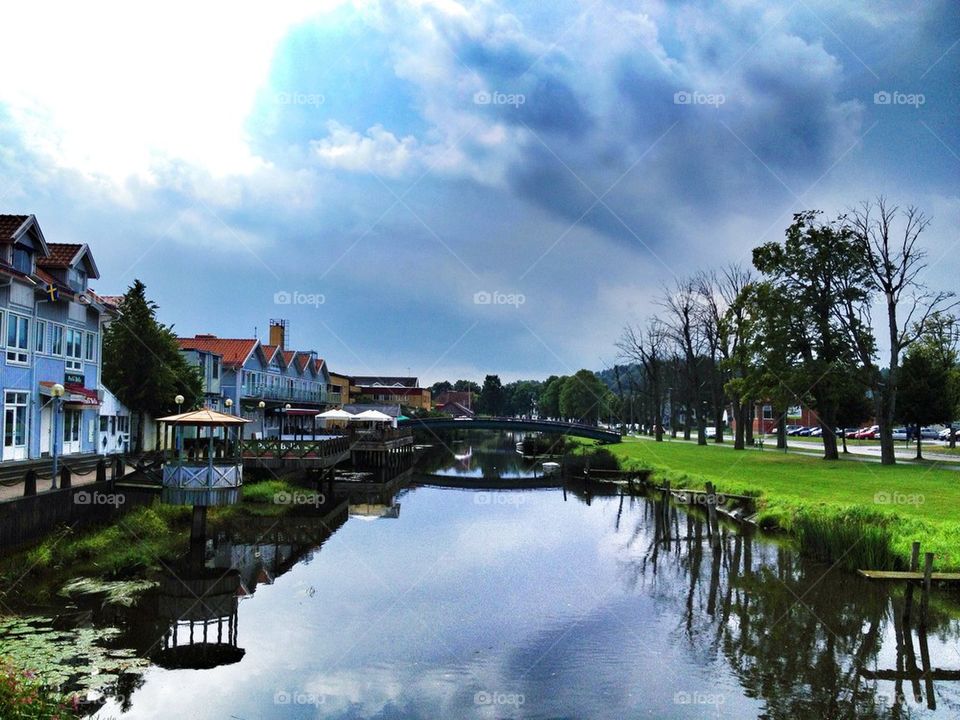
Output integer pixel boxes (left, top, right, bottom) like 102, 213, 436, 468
503, 380, 541, 417
430, 380, 453, 396
834, 378, 874, 454
897, 345, 953, 459
453, 379, 481, 394
846, 198, 956, 464
101, 279, 203, 452
477, 374, 504, 415
540, 376, 566, 419
752, 211, 872, 460
618, 321, 669, 441
559, 369, 608, 424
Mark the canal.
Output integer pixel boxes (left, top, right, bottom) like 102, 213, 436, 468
2, 432, 959, 718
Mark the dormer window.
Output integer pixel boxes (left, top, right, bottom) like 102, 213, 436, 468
67, 267, 87, 292
12, 247, 32, 274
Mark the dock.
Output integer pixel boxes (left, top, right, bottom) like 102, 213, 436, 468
857, 570, 960, 581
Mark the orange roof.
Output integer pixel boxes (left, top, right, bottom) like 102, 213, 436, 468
282, 350, 297, 368
0, 214, 30, 240
177, 336, 258, 367
261, 344, 280, 363
297, 355, 312, 372
314, 358, 326, 374
37, 242, 83, 268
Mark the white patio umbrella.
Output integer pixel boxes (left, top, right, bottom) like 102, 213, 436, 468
316, 408, 355, 419
350, 410, 394, 422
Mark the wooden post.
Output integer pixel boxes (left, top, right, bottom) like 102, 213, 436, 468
59, 466, 72, 489
190, 505, 207, 544
23, 470, 37, 496
920, 552, 933, 626
96, 459, 107, 484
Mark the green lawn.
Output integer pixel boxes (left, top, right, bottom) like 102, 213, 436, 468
593, 436, 960, 570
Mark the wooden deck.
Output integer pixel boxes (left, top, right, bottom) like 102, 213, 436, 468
857, 570, 960, 581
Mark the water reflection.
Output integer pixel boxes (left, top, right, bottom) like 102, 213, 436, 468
4, 437, 959, 718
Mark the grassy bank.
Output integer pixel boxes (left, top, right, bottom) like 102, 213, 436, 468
582, 436, 960, 572
0, 478, 309, 605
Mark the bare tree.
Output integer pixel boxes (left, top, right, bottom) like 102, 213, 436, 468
618, 321, 669, 442
847, 198, 957, 465
658, 278, 707, 443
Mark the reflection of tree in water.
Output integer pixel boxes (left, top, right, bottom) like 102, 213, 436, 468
614, 495, 960, 719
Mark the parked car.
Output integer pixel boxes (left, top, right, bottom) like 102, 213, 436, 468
786, 425, 806, 436
809, 426, 823, 437
892, 427, 910, 441
853, 425, 879, 439
939, 426, 958, 441
917, 427, 940, 440
798, 427, 815, 436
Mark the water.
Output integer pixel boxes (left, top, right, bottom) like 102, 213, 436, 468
4, 433, 960, 719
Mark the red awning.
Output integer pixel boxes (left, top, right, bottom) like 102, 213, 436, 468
40, 381, 101, 407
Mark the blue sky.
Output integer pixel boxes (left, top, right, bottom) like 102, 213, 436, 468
1, 0, 957, 383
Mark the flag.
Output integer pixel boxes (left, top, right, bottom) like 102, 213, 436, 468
46, 284, 59, 301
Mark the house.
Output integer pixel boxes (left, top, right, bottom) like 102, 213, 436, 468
351, 376, 432, 411
178, 321, 333, 438
434, 390, 475, 417
97, 385, 131, 455
0, 214, 108, 460
177, 341, 224, 411
328, 371, 352, 407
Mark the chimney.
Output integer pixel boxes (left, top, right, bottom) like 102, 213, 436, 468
269, 319, 287, 350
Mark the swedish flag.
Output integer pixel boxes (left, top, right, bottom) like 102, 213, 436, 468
46, 284, 59, 301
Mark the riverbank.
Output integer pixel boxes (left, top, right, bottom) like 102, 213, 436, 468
575, 436, 960, 572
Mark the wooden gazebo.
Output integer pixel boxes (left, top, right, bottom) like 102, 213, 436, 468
157, 409, 251, 538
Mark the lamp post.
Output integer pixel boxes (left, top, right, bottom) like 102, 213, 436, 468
224, 399, 233, 456
50, 383, 65, 489
284, 403, 291, 440
174, 394, 185, 459
258, 400, 266, 439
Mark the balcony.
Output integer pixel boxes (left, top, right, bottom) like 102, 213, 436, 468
240, 384, 325, 404
162, 461, 242, 507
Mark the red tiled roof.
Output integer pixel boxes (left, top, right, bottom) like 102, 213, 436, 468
0, 214, 29, 240
37, 242, 82, 268
282, 350, 297, 368
356, 386, 428, 396
297, 355, 312, 372
314, 358, 326, 374
177, 336, 258, 367
261, 344, 279, 363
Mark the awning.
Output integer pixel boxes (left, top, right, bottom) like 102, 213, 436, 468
317, 408, 354, 419
39, 381, 101, 407
350, 410, 394, 422
281, 407, 323, 416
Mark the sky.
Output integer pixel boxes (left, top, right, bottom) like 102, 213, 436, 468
1, 0, 957, 384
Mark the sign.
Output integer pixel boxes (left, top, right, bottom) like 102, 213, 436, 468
65, 372, 84, 386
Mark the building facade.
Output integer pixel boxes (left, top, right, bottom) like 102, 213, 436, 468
0, 214, 107, 461
351, 376, 431, 411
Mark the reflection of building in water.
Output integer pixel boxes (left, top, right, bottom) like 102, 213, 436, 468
154, 566, 244, 670
349, 502, 401, 519
209, 539, 305, 595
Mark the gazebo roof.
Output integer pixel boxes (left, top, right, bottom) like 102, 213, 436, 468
157, 408, 251, 426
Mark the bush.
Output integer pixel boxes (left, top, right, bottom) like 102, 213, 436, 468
0, 657, 78, 719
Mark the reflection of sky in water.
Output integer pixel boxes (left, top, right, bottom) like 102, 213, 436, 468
92, 487, 960, 720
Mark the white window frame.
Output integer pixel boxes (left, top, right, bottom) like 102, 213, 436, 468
6, 314, 29, 364
51, 324, 64, 356
65, 327, 83, 371
35, 320, 46, 354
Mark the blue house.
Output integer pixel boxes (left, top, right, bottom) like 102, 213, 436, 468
0, 214, 108, 461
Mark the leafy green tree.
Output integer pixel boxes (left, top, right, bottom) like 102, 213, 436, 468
559, 369, 608, 424
453, 379, 481, 394
834, 378, 874, 454
752, 211, 872, 460
477, 374, 504, 415
503, 380, 542, 417
539, 375, 567, 419
430, 380, 453, 396
897, 345, 953, 459
102, 280, 203, 452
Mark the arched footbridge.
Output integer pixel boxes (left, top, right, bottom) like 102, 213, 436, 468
398, 416, 621, 443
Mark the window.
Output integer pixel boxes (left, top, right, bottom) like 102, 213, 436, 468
65, 328, 83, 370
4, 391, 28, 450
6, 315, 29, 364
12, 247, 32, 274
99, 416, 108, 432
85, 333, 96, 362
0, 310, 4, 347
68, 267, 87, 292
35, 320, 46, 354
212, 358, 219, 379
51, 324, 64, 356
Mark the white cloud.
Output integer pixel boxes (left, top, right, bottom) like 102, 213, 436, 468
312, 121, 420, 177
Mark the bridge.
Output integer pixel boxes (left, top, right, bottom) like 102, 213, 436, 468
398, 416, 621, 443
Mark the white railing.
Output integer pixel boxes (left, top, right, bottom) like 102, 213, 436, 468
163, 462, 242, 489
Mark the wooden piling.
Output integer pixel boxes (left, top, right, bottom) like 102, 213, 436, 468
920, 552, 933, 625
23, 470, 37, 497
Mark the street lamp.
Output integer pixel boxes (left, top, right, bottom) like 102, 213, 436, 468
50, 383, 65, 489
284, 403, 291, 439
258, 400, 266, 439
225, 398, 233, 409
174, 395, 185, 458
175, 394, 184, 413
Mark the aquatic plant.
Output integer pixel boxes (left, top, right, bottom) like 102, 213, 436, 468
0, 656, 79, 719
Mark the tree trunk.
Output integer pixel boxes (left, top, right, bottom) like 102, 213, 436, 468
880, 302, 900, 465
713, 407, 724, 443
776, 413, 787, 450
842, 431, 848, 454
821, 405, 839, 460
698, 403, 707, 445
745, 402, 754, 446
915, 423, 922, 460
734, 400, 745, 450
683, 401, 692, 440
950, 428, 956, 449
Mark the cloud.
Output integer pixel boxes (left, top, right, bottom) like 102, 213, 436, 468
313, 121, 422, 177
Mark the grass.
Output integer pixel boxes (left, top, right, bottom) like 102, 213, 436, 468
587, 436, 960, 571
